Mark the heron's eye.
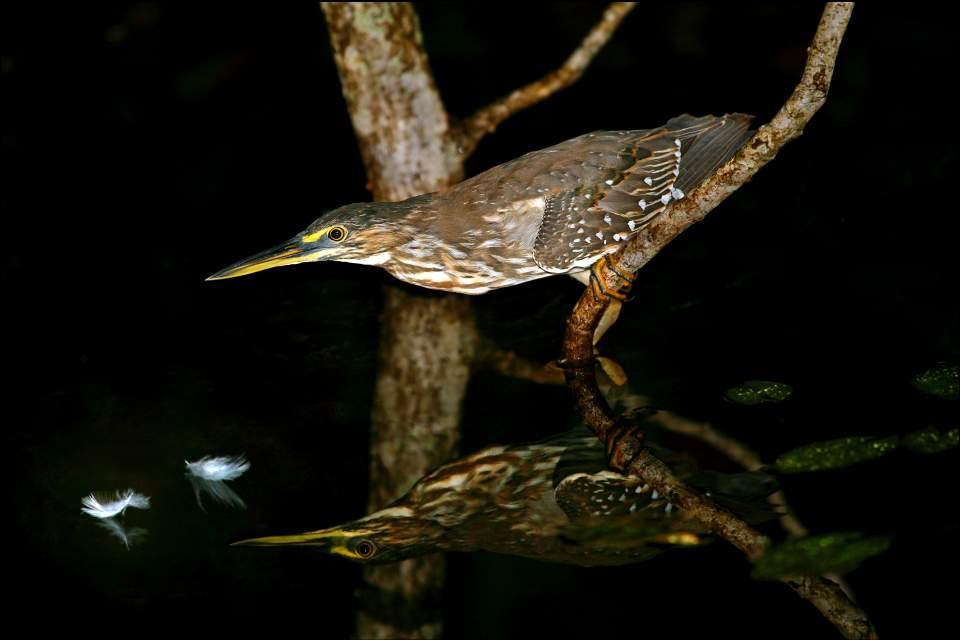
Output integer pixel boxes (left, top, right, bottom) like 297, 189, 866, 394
355, 539, 376, 558
328, 226, 347, 242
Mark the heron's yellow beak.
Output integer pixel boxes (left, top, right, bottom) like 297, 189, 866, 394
206, 239, 314, 281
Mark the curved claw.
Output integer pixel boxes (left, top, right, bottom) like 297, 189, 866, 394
596, 356, 628, 386
593, 300, 622, 346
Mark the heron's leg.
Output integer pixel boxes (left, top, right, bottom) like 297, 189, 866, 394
566, 257, 636, 386
590, 255, 635, 344
570, 269, 621, 345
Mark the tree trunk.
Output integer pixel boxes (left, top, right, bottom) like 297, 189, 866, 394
321, 4, 475, 638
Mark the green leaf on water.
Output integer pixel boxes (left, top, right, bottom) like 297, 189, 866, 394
911, 363, 959, 399
776, 435, 898, 473
752, 532, 891, 580
901, 426, 959, 454
725, 380, 793, 405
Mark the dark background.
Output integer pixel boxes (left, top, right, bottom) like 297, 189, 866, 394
5, 3, 957, 637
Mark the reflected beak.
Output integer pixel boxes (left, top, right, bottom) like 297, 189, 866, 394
230, 531, 330, 547
232, 527, 371, 561
206, 239, 315, 281
232, 529, 336, 548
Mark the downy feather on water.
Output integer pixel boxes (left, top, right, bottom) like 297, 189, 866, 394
185, 455, 250, 481
80, 489, 151, 519
185, 454, 250, 510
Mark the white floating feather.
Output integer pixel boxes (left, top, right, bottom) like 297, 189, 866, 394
185, 455, 250, 481
81, 489, 151, 519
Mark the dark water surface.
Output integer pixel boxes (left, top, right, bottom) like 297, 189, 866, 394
8, 3, 958, 637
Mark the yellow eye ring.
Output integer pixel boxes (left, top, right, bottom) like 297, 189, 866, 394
328, 226, 347, 242
355, 539, 376, 558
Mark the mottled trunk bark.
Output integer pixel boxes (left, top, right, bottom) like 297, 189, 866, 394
362, 289, 475, 638
320, 4, 475, 638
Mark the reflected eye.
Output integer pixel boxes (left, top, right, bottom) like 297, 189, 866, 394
327, 226, 347, 242
355, 539, 376, 558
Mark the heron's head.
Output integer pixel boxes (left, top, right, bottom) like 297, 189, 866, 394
207, 199, 429, 281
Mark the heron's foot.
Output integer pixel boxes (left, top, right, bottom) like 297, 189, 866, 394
605, 418, 646, 472
589, 255, 636, 303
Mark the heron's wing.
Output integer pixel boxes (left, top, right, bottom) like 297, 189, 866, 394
532, 114, 753, 272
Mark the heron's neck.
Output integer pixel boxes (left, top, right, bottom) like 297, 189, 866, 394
372, 194, 442, 249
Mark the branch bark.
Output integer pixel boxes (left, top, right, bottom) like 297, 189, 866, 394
479, 341, 863, 601
561, 4, 874, 639
475, 344, 811, 535
639, 400, 857, 599
478, 344, 864, 600
644, 408, 809, 538
453, 2, 636, 160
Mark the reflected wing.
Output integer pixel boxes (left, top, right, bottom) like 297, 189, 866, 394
555, 469, 667, 522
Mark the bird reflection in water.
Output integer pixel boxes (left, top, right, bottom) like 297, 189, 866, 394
235, 422, 774, 566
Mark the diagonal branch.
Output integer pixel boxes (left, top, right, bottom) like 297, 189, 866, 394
475, 343, 809, 535
644, 408, 810, 537
642, 402, 858, 600
561, 4, 874, 639
453, 2, 635, 160
479, 340, 860, 599
616, 3, 853, 279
